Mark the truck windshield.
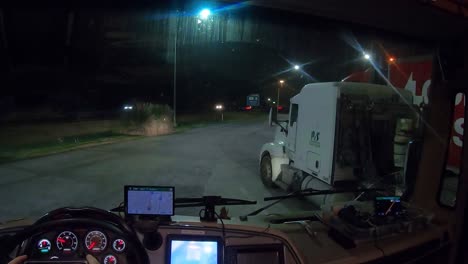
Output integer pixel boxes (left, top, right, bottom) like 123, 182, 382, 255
0, 5, 462, 222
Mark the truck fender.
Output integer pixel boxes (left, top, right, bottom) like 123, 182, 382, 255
259, 142, 289, 182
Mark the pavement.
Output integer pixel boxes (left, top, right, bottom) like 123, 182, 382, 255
0, 119, 315, 223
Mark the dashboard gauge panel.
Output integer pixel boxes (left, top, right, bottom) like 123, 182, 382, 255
28, 228, 129, 263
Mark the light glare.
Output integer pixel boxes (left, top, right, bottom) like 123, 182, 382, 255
199, 9, 211, 20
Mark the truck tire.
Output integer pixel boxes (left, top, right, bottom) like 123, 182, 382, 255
260, 154, 276, 188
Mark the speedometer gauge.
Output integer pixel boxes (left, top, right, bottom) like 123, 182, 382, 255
85, 231, 107, 252
56, 231, 78, 252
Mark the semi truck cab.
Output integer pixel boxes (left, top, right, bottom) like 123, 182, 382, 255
260, 82, 418, 206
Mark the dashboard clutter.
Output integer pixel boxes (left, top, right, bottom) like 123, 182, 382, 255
327, 199, 430, 249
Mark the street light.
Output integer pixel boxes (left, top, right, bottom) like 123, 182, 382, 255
278, 80, 284, 114
199, 8, 211, 20
363, 52, 371, 60
267, 98, 271, 102
293, 65, 300, 70
387, 56, 396, 80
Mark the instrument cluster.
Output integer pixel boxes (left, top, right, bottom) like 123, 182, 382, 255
31, 229, 126, 264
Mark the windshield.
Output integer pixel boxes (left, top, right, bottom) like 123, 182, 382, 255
0, 5, 463, 222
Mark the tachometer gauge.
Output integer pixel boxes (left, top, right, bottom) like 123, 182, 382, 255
37, 239, 51, 253
103, 255, 117, 264
112, 239, 126, 252
56, 231, 78, 253
85, 231, 107, 252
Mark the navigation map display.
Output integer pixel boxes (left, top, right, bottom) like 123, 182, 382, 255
166, 236, 220, 264
125, 186, 175, 216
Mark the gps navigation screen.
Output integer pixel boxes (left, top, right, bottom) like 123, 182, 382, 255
125, 186, 174, 216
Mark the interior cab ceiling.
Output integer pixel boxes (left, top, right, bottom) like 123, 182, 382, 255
227, 0, 468, 39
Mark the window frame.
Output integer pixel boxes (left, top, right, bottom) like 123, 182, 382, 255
289, 103, 298, 127
437, 92, 466, 209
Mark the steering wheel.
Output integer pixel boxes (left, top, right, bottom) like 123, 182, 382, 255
0, 207, 149, 264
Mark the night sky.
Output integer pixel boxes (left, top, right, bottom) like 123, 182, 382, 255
0, 5, 430, 117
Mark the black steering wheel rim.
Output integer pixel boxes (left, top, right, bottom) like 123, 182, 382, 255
0, 207, 149, 264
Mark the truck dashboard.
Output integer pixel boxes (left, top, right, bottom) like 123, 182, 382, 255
0, 209, 448, 264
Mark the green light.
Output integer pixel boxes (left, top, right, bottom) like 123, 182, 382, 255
40, 249, 49, 253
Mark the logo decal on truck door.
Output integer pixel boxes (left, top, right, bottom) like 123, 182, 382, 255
309, 130, 320, 147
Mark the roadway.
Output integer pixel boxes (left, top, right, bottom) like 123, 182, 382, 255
0, 119, 315, 223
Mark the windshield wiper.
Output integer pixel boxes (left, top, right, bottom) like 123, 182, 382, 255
111, 196, 257, 222
175, 196, 256, 207
242, 188, 382, 218
263, 188, 383, 201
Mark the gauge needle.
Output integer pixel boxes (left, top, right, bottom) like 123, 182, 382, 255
57, 238, 66, 243
88, 242, 96, 250
385, 202, 395, 215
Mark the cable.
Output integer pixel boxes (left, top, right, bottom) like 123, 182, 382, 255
118, 202, 124, 218
198, 209, 205, 219
213, 211, 226, 264
436, 48, 446, 82
365, 219, 385, 257
312, 212, 331, 228
371, 222, 385, 258
213, 212, 226, 245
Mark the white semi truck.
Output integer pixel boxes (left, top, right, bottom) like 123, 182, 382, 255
259, 82, 419, 206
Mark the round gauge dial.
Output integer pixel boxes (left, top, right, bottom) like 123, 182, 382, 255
85, 231, 107, 252
112, 239, 126, 252
103, 255, 117, 264
56, 231, 78, 252
37, 239, 51, 253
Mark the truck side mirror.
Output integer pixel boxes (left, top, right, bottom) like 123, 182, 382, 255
268, 107, 277, 127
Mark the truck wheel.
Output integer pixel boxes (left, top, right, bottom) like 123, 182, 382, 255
260, 154, 276, 188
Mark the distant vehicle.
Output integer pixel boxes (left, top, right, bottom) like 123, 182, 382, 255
123, 105, 134, 111
276, 105, 289, 113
